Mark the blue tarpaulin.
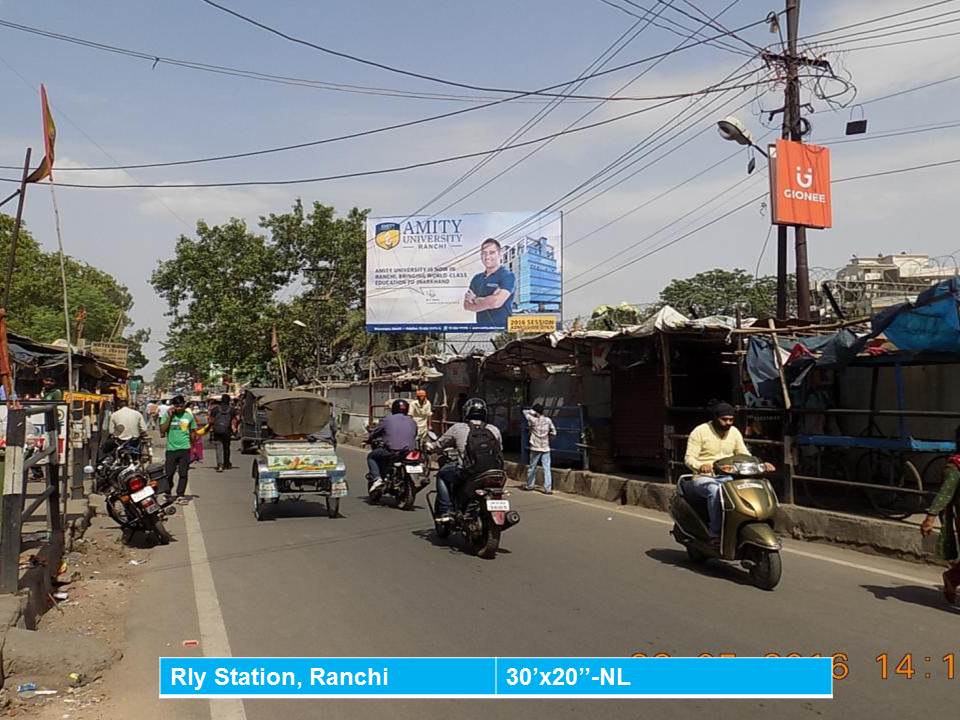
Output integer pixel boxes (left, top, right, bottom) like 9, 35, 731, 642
871, 278, 960, 352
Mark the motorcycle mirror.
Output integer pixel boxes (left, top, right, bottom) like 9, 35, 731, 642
427, 431, 439, 442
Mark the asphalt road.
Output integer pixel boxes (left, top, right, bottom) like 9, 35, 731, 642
115, 442, 959, 720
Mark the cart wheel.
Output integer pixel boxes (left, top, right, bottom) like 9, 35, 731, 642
326, 496, 341, 519
253, 474, 270, 521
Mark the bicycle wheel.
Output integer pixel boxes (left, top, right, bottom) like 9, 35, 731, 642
796, 450, 851, 512
860, 452, 924, 520
922, 455, 950, 494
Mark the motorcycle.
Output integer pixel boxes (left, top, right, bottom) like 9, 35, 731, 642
86, 432, 175, 546
669, 454, 782, 590
423, 434, 520, 560
365, 439, 427, 511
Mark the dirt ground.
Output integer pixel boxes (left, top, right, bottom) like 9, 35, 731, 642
1, 514, 156, 719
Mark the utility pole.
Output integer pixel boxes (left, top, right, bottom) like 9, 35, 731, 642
786, 0, 811, 322
765, 0, 827, 322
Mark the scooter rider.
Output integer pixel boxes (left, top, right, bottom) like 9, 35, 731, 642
430, 398, 502, 523
367, 399, 418, 494
684, 400, 774, 544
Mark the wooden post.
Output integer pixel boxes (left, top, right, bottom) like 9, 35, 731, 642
0, 408, 27, 593
660, 334, 674, 482
767, 321, 792, 410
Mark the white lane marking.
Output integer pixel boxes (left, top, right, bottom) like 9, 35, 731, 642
183, 503, 248, 720
539, 489, 941, 588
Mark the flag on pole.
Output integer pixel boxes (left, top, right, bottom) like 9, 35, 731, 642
25, 84, 56, 184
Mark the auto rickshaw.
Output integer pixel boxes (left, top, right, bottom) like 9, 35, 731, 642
242, 388, 348, 520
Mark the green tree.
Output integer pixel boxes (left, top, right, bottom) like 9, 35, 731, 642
151, 217, 296, 377
0, 213, 147, 358
658, 269, 782, 318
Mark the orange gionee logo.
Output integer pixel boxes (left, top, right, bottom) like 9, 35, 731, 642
772, 139, 832, 229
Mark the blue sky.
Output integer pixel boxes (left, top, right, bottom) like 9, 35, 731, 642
1, 0, 959, 375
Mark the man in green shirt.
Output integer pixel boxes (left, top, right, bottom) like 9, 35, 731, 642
41, 375, 63, 402
160, 395, 197, 503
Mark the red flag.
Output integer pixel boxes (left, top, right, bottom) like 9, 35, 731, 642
25, 84, 57, 184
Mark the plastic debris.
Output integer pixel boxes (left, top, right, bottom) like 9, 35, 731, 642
52, 591, 69, 601
34, 690, 58, 696
68, 672, 83, 686
128, 559, 147, 566
182, 639, 199, 648
58, 562, 68, 575
17, 683, 37, 693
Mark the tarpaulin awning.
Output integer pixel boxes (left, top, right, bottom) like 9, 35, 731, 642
243, 388, 332, 436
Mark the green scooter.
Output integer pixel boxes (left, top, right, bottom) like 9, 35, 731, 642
669, 454, 782, 590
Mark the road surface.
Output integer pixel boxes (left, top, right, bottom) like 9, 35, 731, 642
106, 443, 958, 720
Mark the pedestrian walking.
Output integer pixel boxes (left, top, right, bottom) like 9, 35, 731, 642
411, 389, 432, 441
209, 393, 238, 472
145, 399, 159, 430
522, 403, 557, 494
160, 395, 197, 503
921, 426, 960, 604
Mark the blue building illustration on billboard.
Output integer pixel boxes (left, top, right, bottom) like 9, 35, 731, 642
503, 235, 562, 314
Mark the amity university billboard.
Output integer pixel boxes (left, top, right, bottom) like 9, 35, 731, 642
365, 212, 562, 333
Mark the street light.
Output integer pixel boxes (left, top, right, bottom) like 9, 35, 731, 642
716, 115, 785, 319
716, 116, 768, 158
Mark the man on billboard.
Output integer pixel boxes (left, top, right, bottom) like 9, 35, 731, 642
463, 238, 515, 327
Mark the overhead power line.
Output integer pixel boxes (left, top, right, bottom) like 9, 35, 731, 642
0, 18, 612, 104
798, 0, 959, 40
198, 0, 769, 99
0, 82, 770, 189
596, 0, 751, 56
564, 157, 960, 295
824, 27, 960, 53
415, 0, 744, 220
0, 69, 764, 173
403, 0, 675, 219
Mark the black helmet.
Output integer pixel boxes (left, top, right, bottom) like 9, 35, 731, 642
391, 399, 410, 415
463, 397, 487, 422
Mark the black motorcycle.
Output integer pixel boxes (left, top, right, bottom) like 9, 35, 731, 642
87, 436, 175, 546
425, 444, 520, 560
365, 440, 427, 511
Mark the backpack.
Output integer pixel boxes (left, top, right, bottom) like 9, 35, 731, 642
462, 423, 503, 477
212, 405, 234, 435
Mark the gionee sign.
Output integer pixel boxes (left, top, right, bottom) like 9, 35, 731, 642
768, 139, 832, 229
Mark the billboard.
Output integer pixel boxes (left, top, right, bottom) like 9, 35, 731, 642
366, 211, 562, 332
768, 139, 832, 229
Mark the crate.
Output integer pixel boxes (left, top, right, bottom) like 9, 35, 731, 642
87, 341, 128, 367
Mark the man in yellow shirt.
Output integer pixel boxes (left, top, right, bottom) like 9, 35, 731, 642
683, 401, 771, 542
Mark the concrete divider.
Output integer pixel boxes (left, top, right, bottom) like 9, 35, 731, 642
509, 461, 939, 564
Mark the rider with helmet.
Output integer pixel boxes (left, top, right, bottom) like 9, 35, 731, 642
367, 399, 419, 494
431, 397, 503, 523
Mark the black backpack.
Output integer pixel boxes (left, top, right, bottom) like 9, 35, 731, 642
463, 423, 503, 477
212, 405, 233, 435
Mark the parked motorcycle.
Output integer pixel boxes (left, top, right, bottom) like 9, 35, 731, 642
86, 430, 175, 546
669, 454, 782, 590
365, 440, 427, 511
424, 435, 520, 560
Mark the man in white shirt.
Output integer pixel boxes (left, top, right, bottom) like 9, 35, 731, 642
109, 398, 148, 440
522, 404, 557, 494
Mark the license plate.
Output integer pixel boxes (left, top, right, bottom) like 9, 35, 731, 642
131, 486, 155, 502
406, 465, 423, 474
145, 503, 160, 514
486, 499, 510, 511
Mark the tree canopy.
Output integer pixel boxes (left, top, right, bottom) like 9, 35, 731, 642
152, 200, 430, 387
0, 213, 149, 370
658, 268, 782, 319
